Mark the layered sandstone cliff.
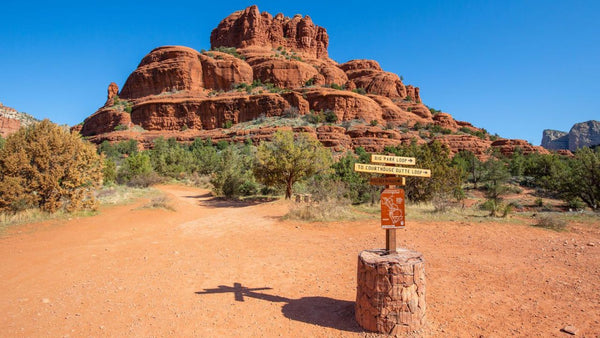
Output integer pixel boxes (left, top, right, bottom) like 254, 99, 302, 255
79, 5, 547, 157
0, 103, 38, 137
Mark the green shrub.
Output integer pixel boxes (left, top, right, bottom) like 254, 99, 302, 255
103, 158, 117, 185
305, 78, 315, 86
223, 120, 233, 129
117, 152, 153, 184
352, 88, 367, 95
404, 95, 413, 102
127, 172, 164, 188
370, 120, 378, 126
210, 46, 245, 60
533, 215, 567, 231
114, 124, 128, 131
324, 110, 338, 123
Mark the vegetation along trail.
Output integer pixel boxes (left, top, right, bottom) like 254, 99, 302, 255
1, 184, 599, 337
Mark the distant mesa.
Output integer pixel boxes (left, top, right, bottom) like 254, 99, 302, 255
541, 120, 600, 152
0, 102, 38, 137
77, 5, 548, 157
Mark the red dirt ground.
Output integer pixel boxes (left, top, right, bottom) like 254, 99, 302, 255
1, 185, 599, 337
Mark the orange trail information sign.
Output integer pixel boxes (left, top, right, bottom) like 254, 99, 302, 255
380, 188, 405, 228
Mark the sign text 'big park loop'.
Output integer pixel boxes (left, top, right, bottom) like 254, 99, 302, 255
353, 154, 431, 254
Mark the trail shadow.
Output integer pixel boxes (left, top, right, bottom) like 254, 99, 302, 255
182, 194, 276, 209
196, 282, 362, 333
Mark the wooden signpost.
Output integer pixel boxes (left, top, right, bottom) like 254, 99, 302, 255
354, 154, 431, 254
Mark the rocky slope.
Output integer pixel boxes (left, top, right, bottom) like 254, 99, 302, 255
0, 103, 38, 137
79, 5, 548, 157
542, 120, 600, 152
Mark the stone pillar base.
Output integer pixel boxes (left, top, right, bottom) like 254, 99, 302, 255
355, 248, 426, 334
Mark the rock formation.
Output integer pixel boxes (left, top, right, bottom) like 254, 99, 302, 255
78, 5, 546, 158
541, 120, 600, 151
0, 103, 38, 137
541, 129, 568, 150
211, 5, 329, 59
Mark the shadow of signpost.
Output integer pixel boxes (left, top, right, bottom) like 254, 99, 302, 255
196, 282, 362, 333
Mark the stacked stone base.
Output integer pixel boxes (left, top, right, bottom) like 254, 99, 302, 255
355, 248, 426, 334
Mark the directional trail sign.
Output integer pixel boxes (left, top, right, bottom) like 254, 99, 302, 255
354, 163, 431, 177
371, 154, 416, 166
353, 153, 431, 254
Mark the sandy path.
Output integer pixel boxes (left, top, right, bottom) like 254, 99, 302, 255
0, 184, 598, 337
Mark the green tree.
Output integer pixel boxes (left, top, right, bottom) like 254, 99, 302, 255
564, 147, 600, 210
481, 158, 511, 216
331, 151, 372, 204
384, 141, 462, 203
0, 135, 5, 149
254, 130, 332, 199
452, 150, 483, 188
0, 120, 103, 213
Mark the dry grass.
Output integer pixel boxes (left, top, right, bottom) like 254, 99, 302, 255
96, 185, 160, 205
284, 200, 366, 222
139, 195, 175, 211
532, 214, 568, 231
0, 186, 160, 232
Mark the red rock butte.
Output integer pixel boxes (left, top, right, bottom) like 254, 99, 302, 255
78, 5, 548, 157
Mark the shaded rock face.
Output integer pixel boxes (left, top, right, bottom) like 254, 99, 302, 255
541, 121, 600, 151
211, 5, 329, 59
569, 120, 600, 151
541, 129, 569, 150
79, 5, 545, 158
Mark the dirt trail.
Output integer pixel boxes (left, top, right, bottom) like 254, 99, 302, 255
1, 184, 599, 337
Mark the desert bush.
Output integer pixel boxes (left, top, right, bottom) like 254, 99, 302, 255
150, 137, 194, 178
103, 158, 117, 185
0, 135, 5, 149
0, 120, 103, 213
117, 152, 153, 184
210, 46, 245, 60
533, 215, 567, 231
323, 110, 338, 123
282, 106, 300, 118
370, 120, 378, 126
285, 199, 356, 222
352, 88, 367, 95
223, 120, 233, 129
210, 145, 257, 199
126, 172, 163, 188
142, 195, 174, 211
189, 138, 219, 175
114, 124, 128, 131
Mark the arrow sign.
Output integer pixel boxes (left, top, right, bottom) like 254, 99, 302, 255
371, 154, 416, 166
354, 163, 431, 177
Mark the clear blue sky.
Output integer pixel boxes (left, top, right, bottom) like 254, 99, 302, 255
1, 0, 598, 145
